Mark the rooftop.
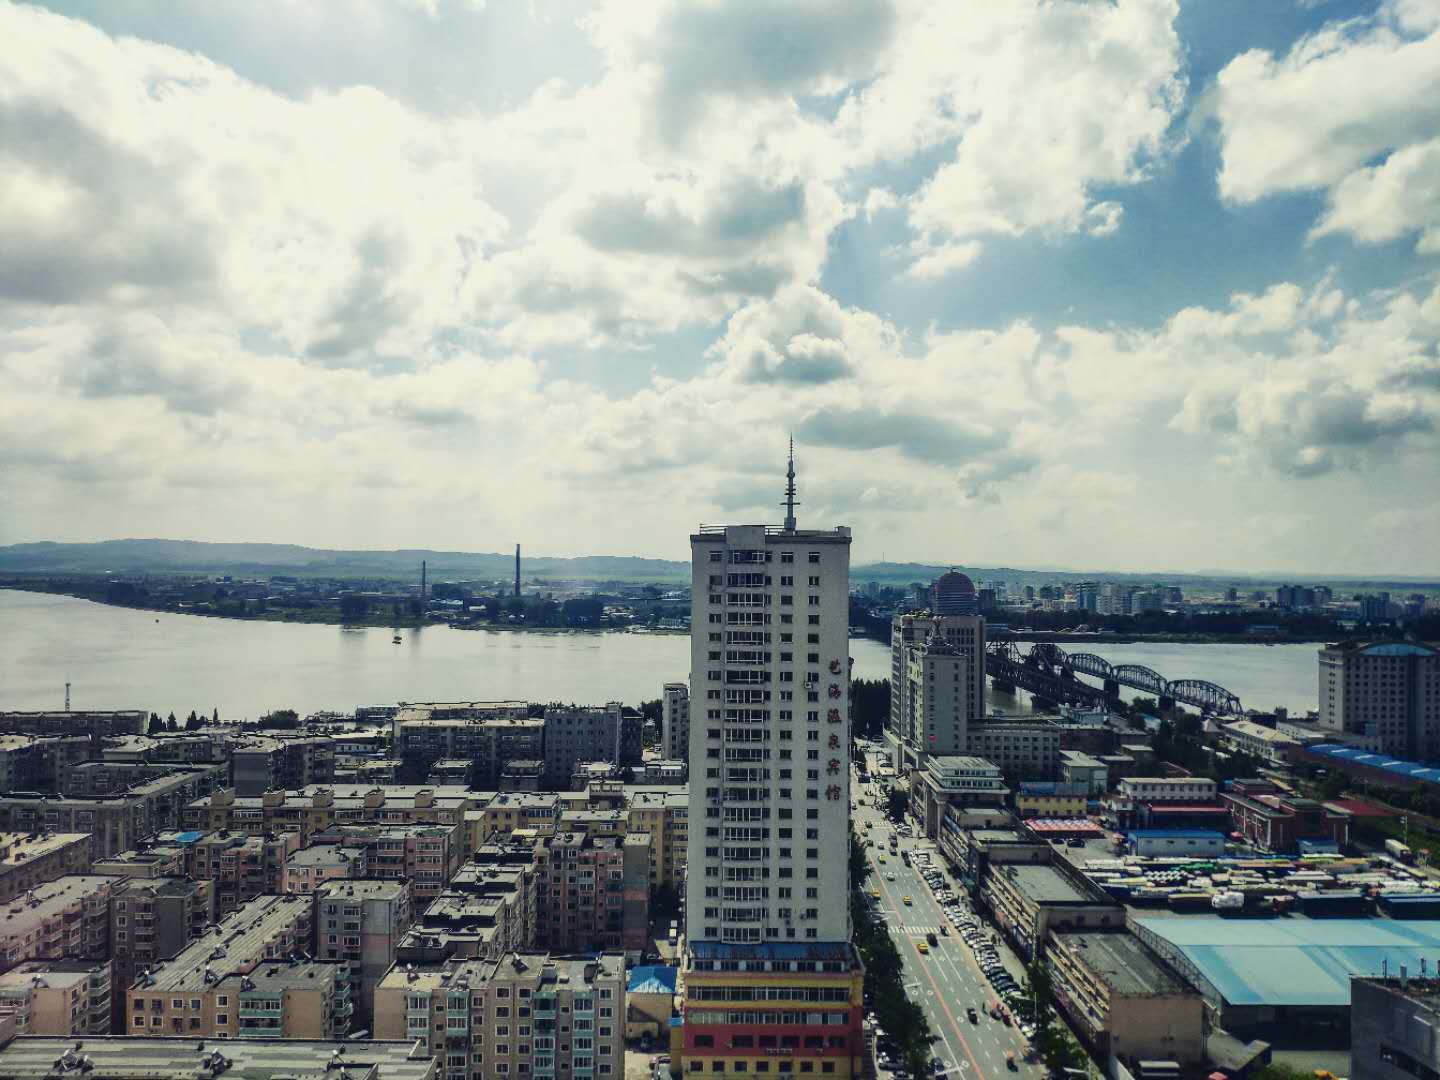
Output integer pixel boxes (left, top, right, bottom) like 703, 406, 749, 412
0, 833, 89, 866
1133, 916, 1440, 1006
628, 965, 678, 996
1001, 863, 1100, 904
316, 879, 407, 900
144, 893, 313, 991
0, 1036, 437, 1080
287, 845, 367, 868
1052, 931, 1189, 997
0, 876, 122, 938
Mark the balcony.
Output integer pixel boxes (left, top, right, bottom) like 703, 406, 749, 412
237, 1023, 284, 1038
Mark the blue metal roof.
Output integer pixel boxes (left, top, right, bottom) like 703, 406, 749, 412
1135, 917, 1440, 1006
628, 965, 678, 995
1309, 743, 1440, 785
172, 831, 204, 844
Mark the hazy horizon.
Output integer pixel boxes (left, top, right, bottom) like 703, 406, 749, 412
2, 2, 1438, 575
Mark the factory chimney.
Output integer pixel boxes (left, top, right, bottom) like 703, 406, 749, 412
514, 545, 521, 598
421, 560, 427, 605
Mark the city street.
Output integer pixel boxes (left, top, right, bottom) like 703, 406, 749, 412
852, 774, 1046, 1080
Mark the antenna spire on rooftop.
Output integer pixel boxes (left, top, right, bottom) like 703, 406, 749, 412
782, 435, 799, 531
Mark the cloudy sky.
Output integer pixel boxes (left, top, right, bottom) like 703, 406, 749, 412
2, 0, 1438, 575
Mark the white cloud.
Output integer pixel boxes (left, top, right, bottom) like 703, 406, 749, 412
1210, 0, 1440, 253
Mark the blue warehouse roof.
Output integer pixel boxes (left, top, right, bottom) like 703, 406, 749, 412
1134, 917, 1440, 1006
1308, 743, 1440, 784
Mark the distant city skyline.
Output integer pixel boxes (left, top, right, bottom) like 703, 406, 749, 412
1, 2, 1437, 575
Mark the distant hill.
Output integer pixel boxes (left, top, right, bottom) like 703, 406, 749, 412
0, 539, 692, 583
0, 539, 1430, 590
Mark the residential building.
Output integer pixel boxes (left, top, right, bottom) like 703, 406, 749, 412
886, 609, 986, 774
61, 759, 227, 798
0, 712, 146, 739
542, 704, 636, 788
109, 876, 214, 1025
0, 769, 223, 860
397, 857, 536, 965
533, 832, 649, 954
124, 893, 335, 1039
374, 951, 626, 1080
0, 959, 113, 1036
189, 831, 303, 915
187, 785, 480, 843
1352, 975, 1440, 1080
0, 1036, 438, 1080
1319, 641, 1440, 759
0, 735, 93, 793
910, 756, 1008, 838
981, 861, 1123, 960
614, 787, 689, 889
634, 760, 686, 785
283, 843, 370, 893
966, 718, 1060, 781
0, 834, 92, 903
1047, 931, 1203, 1066
306, 823, 463, 902
316, 878, 413, 1028
679, 463, 865, 1080
662, 683, 691, 762
469, 793, 560, 847
231, 736, 336, 796
427, 759, 474, 786
391, 703, 538, 785
0, 876, 125, 974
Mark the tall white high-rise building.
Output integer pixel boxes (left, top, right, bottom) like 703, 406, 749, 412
886, 609, 986, 774
677, 449, 865, 1080
661, 682, 690, 761
684, 459, 853, 945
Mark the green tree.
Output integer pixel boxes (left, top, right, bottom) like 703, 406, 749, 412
339, 593, 369, 621
147, 712, 164, 735
886, 788, 908, 823
1321, 771, 1348, 800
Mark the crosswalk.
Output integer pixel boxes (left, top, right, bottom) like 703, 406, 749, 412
893, 924, 941, 935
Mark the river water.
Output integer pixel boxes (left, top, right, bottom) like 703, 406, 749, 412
0, 589, 1321, 719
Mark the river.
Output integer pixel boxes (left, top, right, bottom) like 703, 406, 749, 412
0, 589, 1321, 719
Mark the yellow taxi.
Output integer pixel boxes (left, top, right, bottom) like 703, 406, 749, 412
902, 895, 913, 906
916, 941, 929, 954
870, 889, 881, 900
877, 854, 887, 863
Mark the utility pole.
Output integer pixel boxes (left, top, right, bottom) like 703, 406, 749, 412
64, 683, 70, 712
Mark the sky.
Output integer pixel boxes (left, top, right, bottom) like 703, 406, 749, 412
1, 0, 1438, 576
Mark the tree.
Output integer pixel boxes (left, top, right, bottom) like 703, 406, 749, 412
147, 712, 164, 735
261, 708, 299, 729
886, 788, 908, 823
185, 711, 204, 731
1321, 771, 1348, 800
850, 679, 890, 740
165, 717, 178, 732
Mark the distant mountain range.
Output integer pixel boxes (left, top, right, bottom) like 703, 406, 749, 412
0, 538, 1429, 590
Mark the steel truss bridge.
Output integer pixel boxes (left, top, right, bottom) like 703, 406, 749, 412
984, 640, 1243, 715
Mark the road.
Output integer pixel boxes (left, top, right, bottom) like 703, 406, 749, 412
852, 775, 1045, 1080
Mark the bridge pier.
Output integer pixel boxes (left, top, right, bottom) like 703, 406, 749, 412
993, 679, 1016, 695
1159, 695, 1175, 714
1103, 678, 1119, 702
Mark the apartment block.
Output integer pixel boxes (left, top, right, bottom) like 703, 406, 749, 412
283, 843, 370, 893
189, 831, 303, 915
232, 735, 337, 796
1047, 931, 1204, 1066
374, 951, 626, 1080
0, 712, 147, 739
308, 822, 464, 901
124, 893, 338, 1039
0, 834, 92, 904
392, 703, 538, 786
187, 785, 480, 842
62, 760, 228, 798
965, 719, 1060, 781
99, 732, 227, 765
0, 769, 227, 859
109, 876, 215, 1028
316, 878, 412, 1028
534, 833, 649, 954
468, 793, 560, 848
662, 683, 691, 762
542, 705, 637, 788
0, 959, 113, 1036
397, 858, 537, 966
0, 1036, 438, 1080
0, 735, 93, 793
0, 875, 123, 972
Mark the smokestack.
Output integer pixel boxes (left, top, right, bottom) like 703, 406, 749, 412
421, 561, 427, 605
515, 544, 521, 598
